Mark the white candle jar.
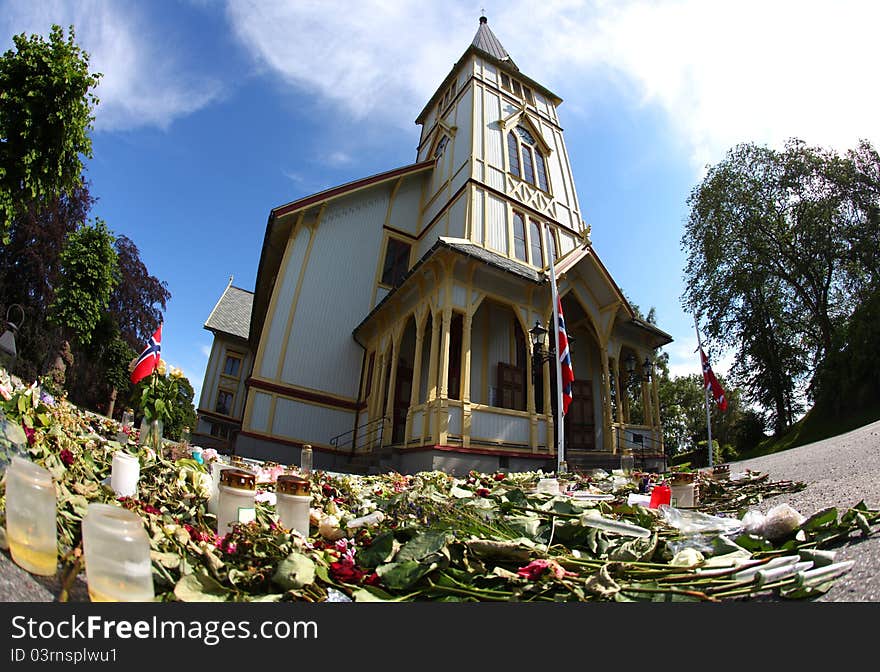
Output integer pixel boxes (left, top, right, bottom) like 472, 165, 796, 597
111, 451, 140, 498
217, 469, 256, 535
206, 460, 232, 515
275, 475, 311, 537
82, 503, 154, 602
4, 456, 58, 576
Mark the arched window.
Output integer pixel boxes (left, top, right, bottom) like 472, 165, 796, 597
508, 124, 549, 192
529, 219, 543, 267
513, 212, 527, 262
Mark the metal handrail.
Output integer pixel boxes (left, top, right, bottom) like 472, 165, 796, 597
329, 415, 387, 455
615, 426, 665, 471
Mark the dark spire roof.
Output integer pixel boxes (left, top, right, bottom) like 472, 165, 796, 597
471, 15, 517, 70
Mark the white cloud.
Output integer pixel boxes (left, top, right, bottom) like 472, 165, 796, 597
224, 0, 472, 128
225, 0, 880, 167
200, 344, 212, 358
1, 0, 223, 131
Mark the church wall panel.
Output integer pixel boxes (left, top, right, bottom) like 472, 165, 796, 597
281, 190, 389, 398
259, 230, 311, 379
272, 397, 356, 446
249, 392, 272, 433
485, 192, 508, 254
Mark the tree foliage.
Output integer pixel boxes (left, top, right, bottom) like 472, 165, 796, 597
0, 185, 93, 380
682, 138, 880, 433
48, 218, 118, 345
0, 25, 101, 243
109, 235, 170, 350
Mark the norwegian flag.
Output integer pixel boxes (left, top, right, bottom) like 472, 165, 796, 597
700, 347, 728, 412
557, 299, 575, 415
130, 324, 162, 385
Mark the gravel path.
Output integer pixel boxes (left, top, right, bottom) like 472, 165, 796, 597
727, 418, 880, 602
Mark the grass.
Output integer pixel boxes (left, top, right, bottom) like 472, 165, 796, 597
736, 401, 880, 461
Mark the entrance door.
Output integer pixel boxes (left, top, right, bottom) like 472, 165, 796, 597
392, 365, 413, 445
565, 379, 595, 451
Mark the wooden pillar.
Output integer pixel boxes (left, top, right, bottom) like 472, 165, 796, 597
602, 353, 613, 452
424, 313, 440, 443
372, 351, 387, 450
612, 358, 621, 424
405, 326, 425, 446
383, 339, 399, 448
436, 308, 452, 445
461, 312, 473, 448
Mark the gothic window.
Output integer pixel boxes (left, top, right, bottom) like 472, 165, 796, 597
507, 132, 520, 178
513, 212, 527, 262
529, 219, 544, 267
509, 124, 550, 192
381, 237, 411, 287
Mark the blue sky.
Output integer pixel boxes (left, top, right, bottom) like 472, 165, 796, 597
2, 0, 878, 406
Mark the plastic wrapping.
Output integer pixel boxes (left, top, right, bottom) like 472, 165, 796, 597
660, 505, 743, 534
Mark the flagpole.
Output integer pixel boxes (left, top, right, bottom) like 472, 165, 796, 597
546, 229, 565, 473
694, 316, 714, 468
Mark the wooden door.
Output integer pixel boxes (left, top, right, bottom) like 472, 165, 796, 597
565, 379, 595, 451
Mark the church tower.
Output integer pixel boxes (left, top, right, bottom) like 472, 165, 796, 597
412, 15, 589, 274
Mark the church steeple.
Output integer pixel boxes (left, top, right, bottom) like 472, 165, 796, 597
471, 15, 518, 70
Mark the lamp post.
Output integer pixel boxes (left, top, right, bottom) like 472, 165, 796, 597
529, 320, 551, 382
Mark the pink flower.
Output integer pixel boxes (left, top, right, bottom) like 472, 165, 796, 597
0, 383, 11, 401
516, 559, 573, 581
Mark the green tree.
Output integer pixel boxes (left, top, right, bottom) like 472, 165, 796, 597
0, 25, 101, 243
48, 218, 118, 345
682, 138, 880, 432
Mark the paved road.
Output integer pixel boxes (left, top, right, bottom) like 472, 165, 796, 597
728, 418, 880, 602
2, 418, 879, 602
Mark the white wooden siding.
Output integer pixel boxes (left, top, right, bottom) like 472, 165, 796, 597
388, 177, 423, 235
547, 128, 572, 215
448, 406, 462, 436
199, 340, 222, 410
472, 188, 484, 244
448, 193, 466, 239
280, 190, 386, 398
485, 192, 508, 254
409, 409, 423, 440
259, 230, 310, 379
272, 397, 355, 445
454, 87, 472, 167
452, 283, 467, 308
537, 418, 548, 448
473, 85, 483, 162
483, 61, 497, 86
560, 231, 575, 255
470, 305, 486, 403
471, 409, 529, 444
249, 392, 272, 433
484, 90, 502, 170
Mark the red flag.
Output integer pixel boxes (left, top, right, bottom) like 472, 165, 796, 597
131, 324, 162, 385
557, 299, 575, 415
700, 347, 727, 412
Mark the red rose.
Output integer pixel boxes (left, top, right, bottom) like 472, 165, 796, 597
59, 449, 75, 466
329, 557, 365, 584
475, 487, 491, 497
493, 473, 506, 481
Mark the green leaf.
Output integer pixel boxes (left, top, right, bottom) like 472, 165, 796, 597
173, 572, 229, 602
376, 560, 435, 590
352, 585, 403, 602
609, 533, 657, 562
503, 514, 542, 540
272, 552, 316, 590
800, 507, 838, 532
396, 531, 450, 563
357, 531, 397, 569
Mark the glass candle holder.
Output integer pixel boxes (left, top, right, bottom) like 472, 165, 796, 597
111, 451, 140, 498
82, 503, 154, 602
217, 469, 256, 535
4, 457, 58, 576
620, 449, 635, 477
299, 444, 313, 476
275, 475, 311, 537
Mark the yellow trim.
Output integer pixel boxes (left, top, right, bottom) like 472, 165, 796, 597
275, 211, 320, 380
266, 395, 278, 436
252, 216, 300, 377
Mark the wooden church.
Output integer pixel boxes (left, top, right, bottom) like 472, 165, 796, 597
195, 17, 672, 474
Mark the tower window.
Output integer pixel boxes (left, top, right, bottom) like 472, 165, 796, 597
381, 237, 412, 287
529, 219, 544, 267
513, 212, 527, 262
509, 124, 550, 192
